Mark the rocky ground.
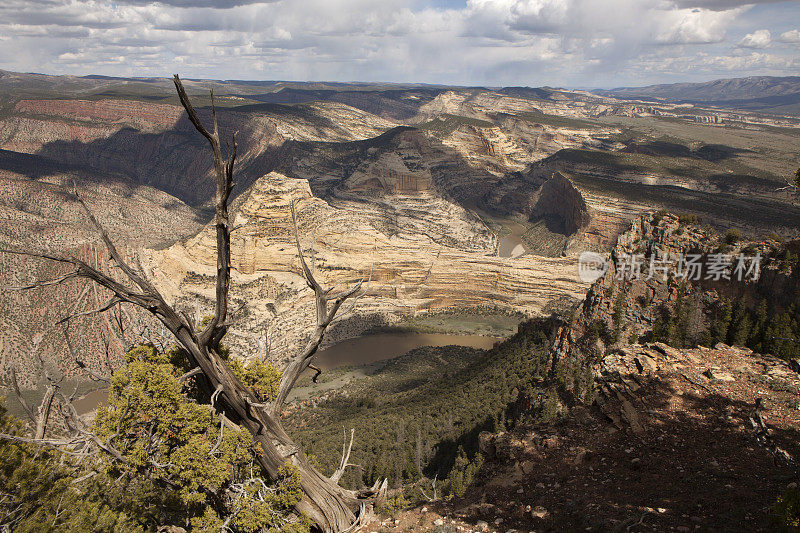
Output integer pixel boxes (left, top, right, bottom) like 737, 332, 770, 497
357, 342, 800, 532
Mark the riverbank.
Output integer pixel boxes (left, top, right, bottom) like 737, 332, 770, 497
364, 309, 525, 338
289, 332, 504, 403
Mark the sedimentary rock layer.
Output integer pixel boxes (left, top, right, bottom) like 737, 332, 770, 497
143, 172, 590, 367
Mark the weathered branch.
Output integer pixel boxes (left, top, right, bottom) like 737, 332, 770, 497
0, 433, 82, 449
0, 248, 163, 316
419, 474, 438, 502
749, 397, 794, 467
73, 190, 158, 296
8, 367, 36, 425
5, 332, 61, 440
308, 363, 322, 383
331, 428, 358, 484
56, 296, 122, 325
271, 203, 366, 414
64, 328, 111, 383
179, 367, 203, 382
0, 386, 127, 464
34, 383, 56, 441
2, 272, 78, 291
173, 75, 237, 350
0, 75, 382, 533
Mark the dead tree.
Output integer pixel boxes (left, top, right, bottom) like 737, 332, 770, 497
0, 75, 384, 532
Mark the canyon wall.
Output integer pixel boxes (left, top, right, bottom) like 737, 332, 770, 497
531, 172, 591, 235
143, 172, 591, 368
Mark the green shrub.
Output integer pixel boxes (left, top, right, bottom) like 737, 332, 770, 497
725, 228, 741, 245
377, 493, 410, 517
227, 358, 282, 402
742, 243, 759, 255
768, 232, 785, 243
652, 210, 668, 225
444, 449, 484, 498
91, 345, 305, 532
773, 487, 800, 530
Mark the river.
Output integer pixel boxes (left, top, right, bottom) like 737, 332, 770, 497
312, 332, 501, 369
497, 220, 528, 258
72, 332, 502, 414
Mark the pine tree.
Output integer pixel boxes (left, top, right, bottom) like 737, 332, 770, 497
749, 299, 769, 351
710, 298, 732, 345
728, 297, 752, 347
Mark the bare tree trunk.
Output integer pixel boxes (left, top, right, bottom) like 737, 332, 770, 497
1, 75, 383, 532
34, 384, 55, 441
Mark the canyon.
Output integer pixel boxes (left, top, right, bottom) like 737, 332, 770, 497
0, 71, 798, 382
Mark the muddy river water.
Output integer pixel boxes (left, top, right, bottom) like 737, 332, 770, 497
497, 220, 527, 258
73, 333, 502, 414
312, 332, 501, 369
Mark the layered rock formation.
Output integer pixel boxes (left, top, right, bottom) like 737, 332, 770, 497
0, 154, 203, 387
0, 97, 399, 206
143, 172, 589, 367
14, 99, 184, 129
2, 73, 798, 390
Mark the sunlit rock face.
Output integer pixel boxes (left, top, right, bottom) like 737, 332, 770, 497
143, 172, 590, 367
345, 149, 432, 194
3, 72, 800, 391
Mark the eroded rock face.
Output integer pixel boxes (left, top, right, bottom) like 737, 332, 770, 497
0, 98, 400, 206
0, 93, 612, 384
0, 159, 204, 387
14, 99, 184, 129
438, 123, 530, 175
531, 173, 590, 235
344, 148, 432, 194
143, 172, 590, 366
3, 78, 798, 391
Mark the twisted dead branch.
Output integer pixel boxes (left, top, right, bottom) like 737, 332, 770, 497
0, 74, 384, 532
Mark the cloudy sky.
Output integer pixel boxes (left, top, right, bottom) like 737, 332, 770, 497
0, 0, 798, 88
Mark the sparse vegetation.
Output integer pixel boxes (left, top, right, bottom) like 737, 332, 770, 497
286, 320, 555, 493
4, 62, 800, 533
0, 344, 308, 532
418, 114, 494, 136
773, 487, 800, 530
725, 228, 742, 244
652, 209, 669, 225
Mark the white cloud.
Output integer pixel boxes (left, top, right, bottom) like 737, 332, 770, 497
654, 7, 740, 44
738, 29, 771, 48
675, 0, 786, 10
778, 29, 800, 43
0, 0, 795, 87
705, 50, 798, 70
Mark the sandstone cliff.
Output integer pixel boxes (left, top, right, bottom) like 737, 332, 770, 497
0, 98, 399, 206
530, 172, 590, 236
143, 172, 590, 367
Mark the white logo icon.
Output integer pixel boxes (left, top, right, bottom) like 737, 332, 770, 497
578, 251, 608, 283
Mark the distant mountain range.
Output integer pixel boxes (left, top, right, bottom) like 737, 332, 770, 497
594, 76, 800, 115
3, 69, 800, 117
